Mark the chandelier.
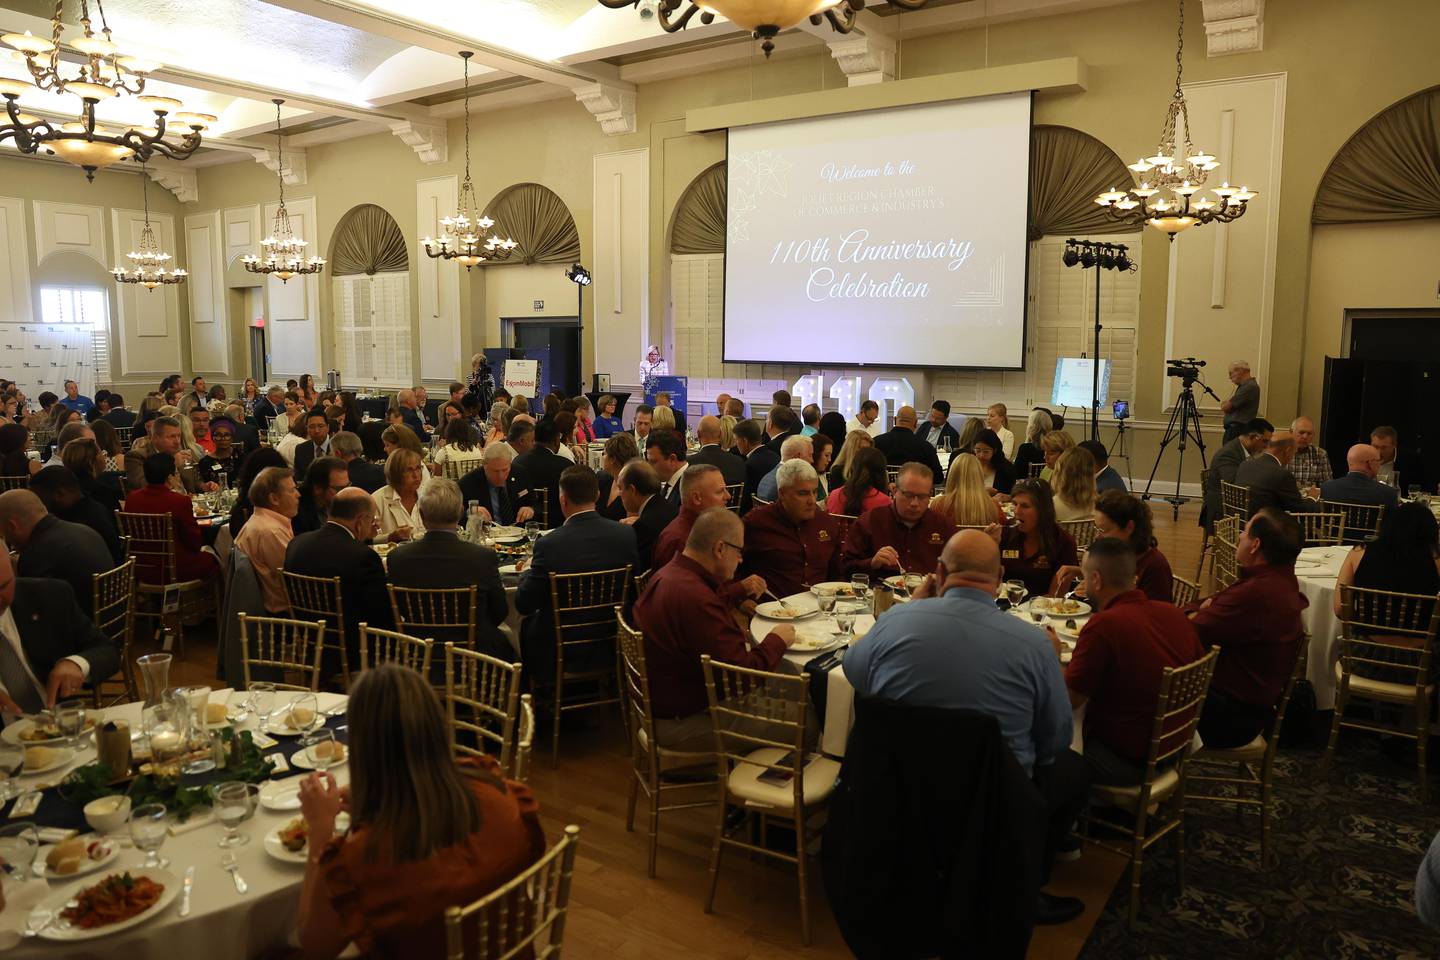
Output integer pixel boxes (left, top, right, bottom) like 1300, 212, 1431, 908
422, 52, 515, 270
0, 1, 212, 179
112, 162, 185, 290
1093, 0, 1255, 238
596, 0, 930, 57
243, 99, 324, 284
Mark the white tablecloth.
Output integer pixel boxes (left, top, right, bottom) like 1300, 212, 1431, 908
1295, 545, 1352, 710
2, 690, 349, 959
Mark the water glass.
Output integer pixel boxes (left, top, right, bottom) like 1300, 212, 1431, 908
210, 782, 251, 848
225, 689, 251, 724
302, 728, 338, 773
129, 803, 169, 868
1004, 579, 1029, 607
811, 585, 838, 615
525, 521, 541, 548
833, 600, 861, 640
55, 699, 87, 752
248, 682, 277, 728
0, 823, 38, 882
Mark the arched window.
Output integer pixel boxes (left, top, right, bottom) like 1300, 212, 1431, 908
330, 204, 411, 389
1027, 125, 1141, 240
1313, 86, 1440, 224
329, 203, 409, 276
480, 183, 581, 265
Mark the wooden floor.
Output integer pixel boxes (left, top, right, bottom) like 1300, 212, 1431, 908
162, 499, 1208, 958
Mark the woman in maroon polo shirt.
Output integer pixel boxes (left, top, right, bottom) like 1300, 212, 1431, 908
1053, 490, 1174, 603
994, 479, 1077, 597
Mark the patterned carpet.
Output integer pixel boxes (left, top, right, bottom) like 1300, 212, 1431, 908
1079, 729, 1440, 960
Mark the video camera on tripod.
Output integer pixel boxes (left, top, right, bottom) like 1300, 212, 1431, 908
1166, 358, 1206, 383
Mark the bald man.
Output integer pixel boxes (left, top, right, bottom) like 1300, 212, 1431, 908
843, 529, 1086, 925
1319, 443, 1400, 509
872, 404, 944, 484
1286, 416, 1331, 494
686, 415, 745, 488
0, 489, 114, 611
1235, 430, 1317, 515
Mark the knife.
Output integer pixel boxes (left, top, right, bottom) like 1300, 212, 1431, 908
179, 866, 195, 916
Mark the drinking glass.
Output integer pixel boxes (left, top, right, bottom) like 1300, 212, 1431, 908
811, 585, 838, 616
524, 521, 541, 549
225, 690, 251, 724
1004, 580, 1029, 607
302, 729, 338, 773
248, 682, 277, 730
54, 698, 87, 753
177, 686, 215, 774
1408, 484, 1422, 501
210, 782, 251, 848
833, 599, 862, 641
143, 700, 186, 764
0, 823, 38, 883
129, 803, 169, 868
285, 693, 320, 732
135, 653, 173, 708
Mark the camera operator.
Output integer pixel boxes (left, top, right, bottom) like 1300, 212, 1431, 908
1221, 361, 1260, 442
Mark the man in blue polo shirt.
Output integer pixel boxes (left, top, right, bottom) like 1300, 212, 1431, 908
58, 380, 94, 416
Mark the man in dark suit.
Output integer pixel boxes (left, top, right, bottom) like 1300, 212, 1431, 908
100, 393, 136, 431
687, 415, 746, 488
1320, 443, 1401, 509
220, 404, 261, 458
764, 404, 802, 454
918, 400, 962, 449
512, 420, 570, 528
655, 392, 687, 433
458, 443, 536, 527
26, 467, 124, 563
0, 547, 119, 712
515, 465, 639, 684
873, 405, 944, 482
396, 389, 429, 443
253, 385, 286, 429
1235, 431, 1317, 515
282, 488, 393, 673
0, 490, 115, 612
388, 478, 512, 661
735, 418, 778, 513
618, 460, 678, 571
291, 408, 332, 481
293, 456, 349, 536
1202, 418, 1273, 525
644, 429, 688, 508
330, 432, 385, 494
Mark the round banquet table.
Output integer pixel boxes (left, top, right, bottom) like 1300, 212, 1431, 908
1293, 544, 1352, 710
0, 690, 349, 959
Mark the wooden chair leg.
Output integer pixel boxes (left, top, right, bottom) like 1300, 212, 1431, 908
1260, 779, 1273, 869
647, 795, 660, 879
1325, 678, 1348, 758
550, 682, 563, 768
625, 775, 639, 833
1175, 800, 1188, 893
1417, 697, 1430, 805
704, 789, 726, 914
795, 807, 811, 947
1126, 841, 1144, 930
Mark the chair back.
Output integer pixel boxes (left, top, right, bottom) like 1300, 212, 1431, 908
1141, 648, 1219, 780
549, 566, 632, 660
513, 693, 535, 783
1060, 518, 1097, 552
616, 610, 659, 767
701, 656, 812, 808
1267, 637, 1310, 752
444, 642, 524, 773
90, 559, 137, 704
1291, 510, 1343, 547
724, 483, 743, 512
441, 457, 474, 481
1321, 500, 1385, 544
1220, 480, 1250, 521
280, 569, 350, 685
1210, 515, 1241, 589
751, 495, 772, 507
885, 465, 901, 489
388, 584, 478, 650
1336, 584, 1440, 688
1027, 462, 1043, 479
114, 425, 132, 450
442, 824, 581, 960
0, 475, 27, 492
27, 429, 51, 453
633, 569, 652, 599
1171, 575, 1200, 607
829, 513, 858, 545
238, 613, 327, 692
357, 623, 433, 675
116, 510, 180, 585
530, 487, 550, 528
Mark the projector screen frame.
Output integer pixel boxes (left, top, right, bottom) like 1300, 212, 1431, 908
717, 92, 1035, 372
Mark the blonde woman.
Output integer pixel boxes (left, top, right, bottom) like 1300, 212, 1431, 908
381, 424, 424, 458
1014, 409, 1054, 479
173, 407, 207, 462
986, 403, 1016, 460
1039, 429, 1075, 483
1050, 446, 1097, 522
718, 414, 737, 453
651, 405, 676, 434
828, 429, 874, 491
957, 416, 985, 451
373, 448, 428, 543
932, 452, 1005, 527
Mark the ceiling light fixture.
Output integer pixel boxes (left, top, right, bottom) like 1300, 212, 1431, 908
1094, 0, 1256, 238
595, 0, 932, 58
243, 99, 324, 284
422, 51, 515, 270
112, 162, 185, 290
0, 0, 211, 180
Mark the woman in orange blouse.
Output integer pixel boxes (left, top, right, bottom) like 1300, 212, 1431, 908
297, 665, 545, 959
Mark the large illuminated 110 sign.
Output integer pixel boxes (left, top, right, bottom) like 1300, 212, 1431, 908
790, 374, 915, 432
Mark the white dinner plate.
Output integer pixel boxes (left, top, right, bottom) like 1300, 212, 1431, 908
37, 839, 120, 881
2, 717, 97, 748
263, 718, 318, 737
290, 746, 347, 771
810, 582, 862, 598
264, 828, 309, 864
29, 868, 179, 940
1024, 598, 1093, 620
259, 778, 304, 811
21, 747, 76, 776
755, 599, 819, 621
788, 636, 844, 654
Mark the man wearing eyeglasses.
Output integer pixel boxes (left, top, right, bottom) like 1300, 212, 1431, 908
635, 507, 796, 751
841, 462, 956, 577
740, 459, 842, 598
1319, 444, 1400, 509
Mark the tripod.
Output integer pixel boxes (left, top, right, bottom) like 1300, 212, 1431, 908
1109, 417, 1133, 488
1142, 380, 1209, 520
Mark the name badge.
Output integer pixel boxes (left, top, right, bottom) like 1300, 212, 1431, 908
1035, 558, 1051, 569
817, 530, 831, 541
1002, 549, 1020, 560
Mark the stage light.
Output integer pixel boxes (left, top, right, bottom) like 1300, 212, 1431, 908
566, 263, 592, 286
1062, 244, 1080, 267
1115, 250, 1133, 272
1080, 249, 1097, 269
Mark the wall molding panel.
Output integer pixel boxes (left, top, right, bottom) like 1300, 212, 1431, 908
0, 197, 33, 324
416, 176, 460, 382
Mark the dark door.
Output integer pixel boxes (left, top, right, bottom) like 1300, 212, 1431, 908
512, 320, 581, 397
249, 326, 268, 384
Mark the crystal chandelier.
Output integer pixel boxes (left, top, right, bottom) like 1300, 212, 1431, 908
0, 0, 212, 179
112, 163, 185, 290
1093, 0, 1257, 238
243, 99, 324, 284
422, 52, 515, 270
596, 0, 931, 57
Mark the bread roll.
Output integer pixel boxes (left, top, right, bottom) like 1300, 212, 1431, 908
287, 707, 315, 728
205, 702, 228, 724
46, 837, 85, 870
24, 746, 56, 770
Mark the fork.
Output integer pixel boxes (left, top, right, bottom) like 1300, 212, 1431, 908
762, 589, 794, 613
222, 853, 248, 894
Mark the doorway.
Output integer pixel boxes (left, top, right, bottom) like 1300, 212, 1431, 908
508, 318, 582, 397
249, 325, 268, 384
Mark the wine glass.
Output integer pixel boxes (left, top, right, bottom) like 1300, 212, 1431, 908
248, 682, 276, 730
810, 585, 838, 616
285, 693, 320, 733
0, 823, 38, 883
210, 782, 251, 848
302, 729, 339, 773
129, 803, 169, 868
524, 521, 541, 549
54, 698, 87, 753
1004, 579, 1029, 607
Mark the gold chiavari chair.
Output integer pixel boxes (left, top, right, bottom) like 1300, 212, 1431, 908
1195, 468, 1212, 581
750, 495, 772, 507
389, 585, 478, 652
617, 611, 716, 878
357, 623, 433, 675
513, 694, 535, 784
442, 824, 580, 960
89, 559, 137, 708
701, 656, 840, 946
1027, 461, 1044, 479
1321, 499, 1385, 544
1220, 480, 1251, 521
1327, 585, 1440, 802
1170, 575, 1200, 608
1210, 515, 1241, 591
1187, 639, 1309, 869
114, 425, 132, 450
529, 487, 550, 528
238, 613, 327, 692
26, 429, 52, 454
444, 642, 524, 776
116, 511, 221, 656
0, 475, 28, 492
724, 483, 743, 512
1060, 518, 1097, 552
280, 569, 351, 689
1290, 510, 1343, 547
829, 512, 858, 545
633, 569, 652, 600
545, 565, 631, 765
440, 457, 479, 481
1082, 647, 1219, 928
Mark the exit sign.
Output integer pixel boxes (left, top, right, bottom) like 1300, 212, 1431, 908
533, 300, 544, 311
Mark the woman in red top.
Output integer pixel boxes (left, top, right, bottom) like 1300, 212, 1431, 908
993, 479, 1077, 597
297, 665, 545, 959
122, 451, 219, 584
827, 446, 892, 517
1052, 490, 1175, 603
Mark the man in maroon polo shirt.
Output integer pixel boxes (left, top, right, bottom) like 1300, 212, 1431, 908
635, 508, 796, 750
652, 464, 729, 571
1065, 538, 1204, 785
1186, 507, 1306, 748
841, 462, 957, 577
740, 459, 841, 598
